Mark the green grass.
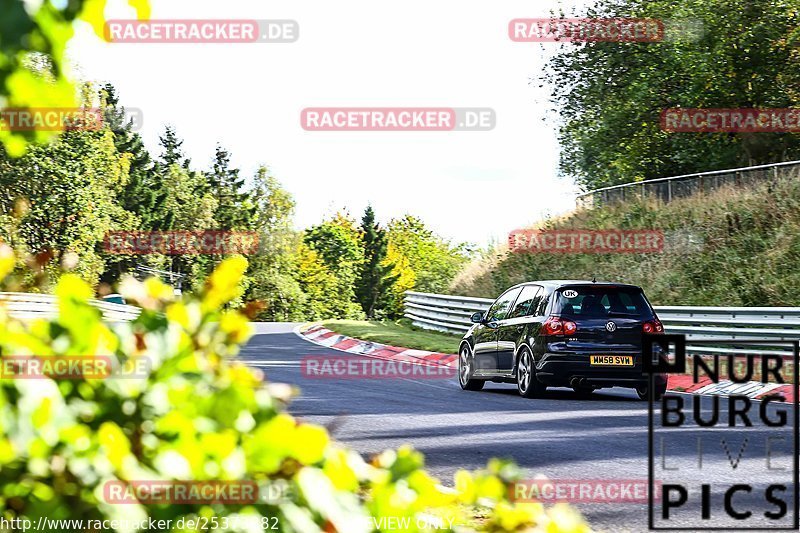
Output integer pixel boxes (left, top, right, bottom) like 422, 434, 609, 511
452, 168, 800, 307
320, 319, 461, 354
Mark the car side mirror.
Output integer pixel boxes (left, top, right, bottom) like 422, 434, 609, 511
470, 312, 484, 323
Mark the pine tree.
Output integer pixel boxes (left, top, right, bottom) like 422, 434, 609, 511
102, 83, 164, 230
158, 125, 191, 169
355, 206, 397, 318
205, 144, 254, 229
154, 126, 198, 231
100, 84, 172, 284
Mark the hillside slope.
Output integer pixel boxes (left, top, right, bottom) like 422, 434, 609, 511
451, 170, 800, 306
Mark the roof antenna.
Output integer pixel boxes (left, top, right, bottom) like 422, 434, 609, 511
591, 276, 597, 283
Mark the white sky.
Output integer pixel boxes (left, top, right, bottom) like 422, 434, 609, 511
67, 0, 590, 246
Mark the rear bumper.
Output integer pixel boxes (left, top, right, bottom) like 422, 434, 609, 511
535, 352, 667, 389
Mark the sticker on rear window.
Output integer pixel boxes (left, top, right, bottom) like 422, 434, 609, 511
562, 290, 578, 298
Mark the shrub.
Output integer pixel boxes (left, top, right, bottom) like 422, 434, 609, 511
0, 252, 587, 532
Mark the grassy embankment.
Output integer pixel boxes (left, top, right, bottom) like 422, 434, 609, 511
320, 318, 461, 354
451, 167, 800, 306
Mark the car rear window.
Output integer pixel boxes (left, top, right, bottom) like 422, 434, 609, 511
554, 286, 652, 318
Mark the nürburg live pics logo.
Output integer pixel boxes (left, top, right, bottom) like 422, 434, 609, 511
645, 334, 799, 530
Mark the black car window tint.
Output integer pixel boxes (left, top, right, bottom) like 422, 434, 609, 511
619, 292, 639, 313
489, 288, 522, 322
606, 294, 632, 313
491, 302, 510, 321
557, 292, 581, 315
508, 297, 530, 319
526, 287, 544, 316
508, 286, 541, 319
556, 287, 650, 317
607, 292, 628, 313
486, 297, 504, 319
580, 295, 607, 316
535, 292, 550, 316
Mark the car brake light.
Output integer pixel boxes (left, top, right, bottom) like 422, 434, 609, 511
543, 316, 577, 335
643, 319, 664, 333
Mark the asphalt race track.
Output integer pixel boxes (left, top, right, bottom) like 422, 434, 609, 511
239, 323, 798, 533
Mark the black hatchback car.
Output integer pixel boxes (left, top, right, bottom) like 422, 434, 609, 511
457, 280, 668, 400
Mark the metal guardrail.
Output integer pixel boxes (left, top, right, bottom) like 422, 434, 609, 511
404, 291, 800, 357
575, 160, 800, 209
0, 292, 141, 322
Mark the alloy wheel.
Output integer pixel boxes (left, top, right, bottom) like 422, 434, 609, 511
517, 351, 532, 394
459, 347, 471, 386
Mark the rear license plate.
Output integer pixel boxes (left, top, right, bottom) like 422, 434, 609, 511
590, 355, 634, 366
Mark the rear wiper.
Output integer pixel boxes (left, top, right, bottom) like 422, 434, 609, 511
606, 311, 638, 317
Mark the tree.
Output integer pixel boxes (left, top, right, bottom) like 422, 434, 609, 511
246, 167, 305, 320
304, 212, 363, 268
302, 213, 365, 319
245, 174, 363, 321
384, 215, 471, 316
98, 84, 177, 285
205, 145, 255, 229
102, 83, 163, 229
251, 166, 295, 236
293, 241, 363, 319
545, 0, 800, 190
355, 206, 397, 318
0, 125, 136, 286
157, 164, 219, 291
158, 125, 191, 169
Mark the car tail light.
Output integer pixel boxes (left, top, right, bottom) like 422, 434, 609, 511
543, 316, 577, 336
642, 319, 664, 333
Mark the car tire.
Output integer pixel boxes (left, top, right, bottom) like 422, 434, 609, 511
458, 345, 485, 391
636, 380, 667, 401
516, 348, 546, 398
